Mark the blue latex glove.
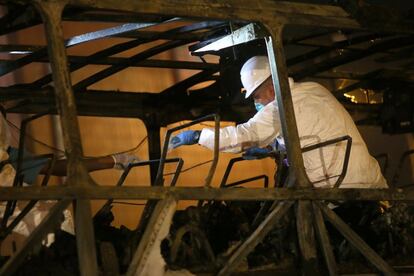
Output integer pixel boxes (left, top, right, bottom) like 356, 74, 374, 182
169, 130, 201, 149
242, 147, 272, 160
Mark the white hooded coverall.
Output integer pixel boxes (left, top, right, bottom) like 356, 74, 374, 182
198, 79, 387, 189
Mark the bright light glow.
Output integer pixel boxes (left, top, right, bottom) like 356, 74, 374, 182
9, 51, 32, 54
344, 93, 358, 103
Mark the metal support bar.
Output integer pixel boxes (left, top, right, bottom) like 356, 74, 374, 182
34, 0, 86, 178
217, 201, 294, 276
73, 199, 99, 276
72, 39, 192, 91
265, 25, 311, 188
67, 0, 362, 30
286, 33, 384, 67
34, 2, 98, 276
0, 20, 159, 77
0, 199, 71, 276
317, 201, 398, 276
0, 186, 412, 201
160, 69, 219, 97
32, 21, 225, 87
296, 201, 319, 274
312, 201, 338, 276
265, 23, 318, 274
293, 36, 414, 80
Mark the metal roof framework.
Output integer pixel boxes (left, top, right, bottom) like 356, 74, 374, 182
0, 0, 413, 275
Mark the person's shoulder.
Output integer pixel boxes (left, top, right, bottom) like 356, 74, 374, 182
293, 80, 329, 92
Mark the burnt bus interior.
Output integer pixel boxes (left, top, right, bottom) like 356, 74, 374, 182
0, 0, 414, 275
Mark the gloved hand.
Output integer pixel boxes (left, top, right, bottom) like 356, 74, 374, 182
111, 153, 139, 170
169, 130, 201, 149
242, 147, 272, 160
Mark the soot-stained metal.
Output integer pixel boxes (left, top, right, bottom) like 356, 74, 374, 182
0, 0, 414, 275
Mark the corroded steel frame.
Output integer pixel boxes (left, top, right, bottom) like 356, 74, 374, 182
0, 1, 413, 275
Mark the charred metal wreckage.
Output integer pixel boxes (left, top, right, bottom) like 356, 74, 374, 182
0, 0, 414, 275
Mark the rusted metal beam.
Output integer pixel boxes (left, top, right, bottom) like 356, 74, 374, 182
34, 1, 98, 276
73, 199, 99, 276
265, 25, 311, 188
217, 201, 294, 275
31, 21, 225, 87
0, 186, 411, 201
0, 44, 43, 53
0, 199, 71, 276
66, 0, 360, 29
34, 0, 86, 178
292, 35, 414, 80
72, 39, 193, 91
312, 201, 338, 276
297, 201, 319, 274
286, 33, 385, 67
27, 56, 219, 70
0, 4, 41, 36
265, 22, 318, 273
0, 20, 159, 77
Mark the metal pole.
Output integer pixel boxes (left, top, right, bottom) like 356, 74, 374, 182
264, 23, 318, 274
34, 1, 98, 275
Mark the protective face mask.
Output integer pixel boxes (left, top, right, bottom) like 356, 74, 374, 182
254, 102, 265, 112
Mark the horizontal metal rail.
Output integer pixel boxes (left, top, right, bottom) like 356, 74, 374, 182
0, 186, 411, 201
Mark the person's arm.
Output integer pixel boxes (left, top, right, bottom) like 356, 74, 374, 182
198, 101, 281, 153
40, 156, 115, 176
39, 153, 138, 176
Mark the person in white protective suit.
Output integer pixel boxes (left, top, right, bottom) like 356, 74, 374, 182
170, 55, 387, 189
0, 109, 139, 239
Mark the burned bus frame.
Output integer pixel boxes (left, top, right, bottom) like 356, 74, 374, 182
0, 0, 413, 275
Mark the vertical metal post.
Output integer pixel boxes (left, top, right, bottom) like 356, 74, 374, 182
312, 202, 338, 276
145, 121, 162, 184
34, 0, 87, 180
264, 23, 318, 274
34, 1, 98, 275
264, 25, 310, 187
132, 120, 162, 251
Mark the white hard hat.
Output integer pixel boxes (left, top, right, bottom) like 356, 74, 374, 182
240, 56, 271, 98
